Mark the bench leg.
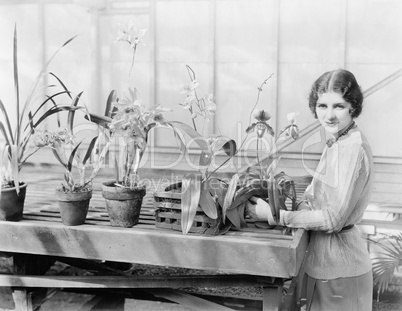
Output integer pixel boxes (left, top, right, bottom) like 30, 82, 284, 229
12, 254, 55, 311
12, 289, 34, 311
262, 285, 282, 311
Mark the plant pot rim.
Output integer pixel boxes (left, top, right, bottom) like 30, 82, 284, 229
102, 180, 146, 200
55, 188, 93, 202
102, 180, 146, 190
1, 182, 27, 193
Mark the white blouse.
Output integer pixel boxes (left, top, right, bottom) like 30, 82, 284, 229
281, 127, 374, 279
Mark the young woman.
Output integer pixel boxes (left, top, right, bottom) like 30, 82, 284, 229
248, 69, 374, 310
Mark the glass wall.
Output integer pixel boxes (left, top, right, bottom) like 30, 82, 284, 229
1, 0, 401, 164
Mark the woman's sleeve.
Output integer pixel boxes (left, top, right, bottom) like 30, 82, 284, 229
280, 144, 371, 233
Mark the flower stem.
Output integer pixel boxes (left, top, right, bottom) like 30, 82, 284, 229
127, 44, 137, 83
257, 138, 262, 180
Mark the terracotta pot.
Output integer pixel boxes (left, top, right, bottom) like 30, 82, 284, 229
101, 181, 146, 228
0, 183, 27, 221
55, 189, 92, 226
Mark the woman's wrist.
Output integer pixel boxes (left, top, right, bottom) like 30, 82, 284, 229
279, 210, 287, 226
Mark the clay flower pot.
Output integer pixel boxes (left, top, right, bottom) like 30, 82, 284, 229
101, 181, 146, 228
0, 183, 27, 221
55, 188, 92, 226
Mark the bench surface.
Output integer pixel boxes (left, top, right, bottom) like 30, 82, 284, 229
0, 167, 308, 279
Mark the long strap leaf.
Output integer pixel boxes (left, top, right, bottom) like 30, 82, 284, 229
68, 91, 84, 133
84, 112, 113, 128
13, 25, 20, 147
24, 90, 71, 130
82, 136, 98, 165
10, 144, 19, 194
105, 90, 117, 117
0, 122, 12, 152
49, 72, 73, 99
19, 35, 78, 130
0, 99, 14, 144
67, 141, 83, 172
181, 173, 201, 235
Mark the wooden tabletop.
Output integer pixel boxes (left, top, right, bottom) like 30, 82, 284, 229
0, 165, 308, 279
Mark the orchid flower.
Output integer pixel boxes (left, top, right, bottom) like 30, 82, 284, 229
282, 112, 299, 140
115, 20, 147, 49
246, 109, 275, 138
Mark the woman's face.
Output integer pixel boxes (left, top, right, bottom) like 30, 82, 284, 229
316, 92, 353, 135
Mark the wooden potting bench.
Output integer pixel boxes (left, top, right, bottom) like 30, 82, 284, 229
0, 167, 308, 311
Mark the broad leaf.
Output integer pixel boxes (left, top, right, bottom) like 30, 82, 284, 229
168, 121, 209, 151
226, 208, 241, 229
199, 150, 213, 168
199, 182, 217, 219
181, 173, 201, 235
222, 173, 239, 222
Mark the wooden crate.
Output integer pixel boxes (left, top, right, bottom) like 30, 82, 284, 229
154, 190, 218, 234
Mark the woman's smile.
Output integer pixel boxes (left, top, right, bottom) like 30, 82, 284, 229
316, 92, 353, 136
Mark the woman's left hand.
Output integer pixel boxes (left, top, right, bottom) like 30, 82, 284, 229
246, 196, 277, 226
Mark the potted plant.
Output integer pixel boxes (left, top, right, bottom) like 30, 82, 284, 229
87, 21, 208, 228
33, 124, 110, 226
0, 25, 78, 221
159, 73, 302, 235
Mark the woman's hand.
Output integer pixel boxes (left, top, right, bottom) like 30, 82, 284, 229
246, 196, 277, 226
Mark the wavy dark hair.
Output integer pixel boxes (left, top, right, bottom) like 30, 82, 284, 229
308, 69, 363, 118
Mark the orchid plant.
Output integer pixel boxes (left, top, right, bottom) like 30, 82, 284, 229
86, 20, 209, 189
32, 125, 109, 193
222, 92, 300, 230
177, 75, 300, 235
0, 25, 79, 197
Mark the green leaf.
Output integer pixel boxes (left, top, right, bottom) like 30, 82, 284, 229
84, 113, 112, 128
19, 35, 77, 135
51, 147, 68, 169
32, 105, 82, 129
0, 99, 14, 144
222, 173, 239, 222
49, 72, 73, 99
24, 90, 71, 132
172, 128, 187, 154
221, 139, 237, 157
68, 91, 84, 133
199, 150, 213, 168
199, 182, 218, 219
105, 90, 117, 117
181, 173, 201, 235
210, 136, 236, 157
13, 25, 20, 147
67, 141, 83, 172
226, 208, 241, 229
10, 144, 19, 194
82, 136, 98, 165
0, 122, 12, 149
168, 121, 209, 150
